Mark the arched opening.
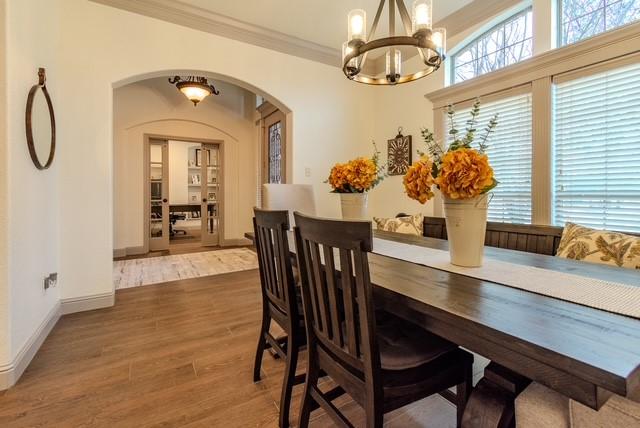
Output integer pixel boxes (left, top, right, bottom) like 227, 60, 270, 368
111, 70, 293, 268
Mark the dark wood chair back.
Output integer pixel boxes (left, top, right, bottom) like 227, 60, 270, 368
293, 212, 381, 398
253, 208, 298, 326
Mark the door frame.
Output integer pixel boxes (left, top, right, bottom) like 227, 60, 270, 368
258, 101, 287, 186
143, 133, 225, 253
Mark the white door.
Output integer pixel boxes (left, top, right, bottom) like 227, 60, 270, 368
148, 139, 169, 251
200, 143, 221, 246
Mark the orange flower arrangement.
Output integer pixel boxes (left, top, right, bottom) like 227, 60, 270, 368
327, 144, 385, 193
404, 99, 499, 203
403, 156, 435, 204
435, 148, 494, 199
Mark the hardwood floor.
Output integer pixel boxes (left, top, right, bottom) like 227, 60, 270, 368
0, 270, 456, 427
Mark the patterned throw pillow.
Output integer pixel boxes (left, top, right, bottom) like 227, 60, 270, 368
373, 214, 424, 236
556, 223, 640, 270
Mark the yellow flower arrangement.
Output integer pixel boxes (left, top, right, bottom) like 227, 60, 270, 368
404, 99, 499, 203
327, 144, 385, 193
435, 148, 494, 200
403, 156, 435, 204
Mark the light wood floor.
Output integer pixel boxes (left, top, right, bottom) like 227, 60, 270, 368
0, 269, 456, 427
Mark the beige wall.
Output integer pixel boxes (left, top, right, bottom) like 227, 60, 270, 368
113, 79, 257, 251
0, 0, 9, 367
1, 0, 61, 373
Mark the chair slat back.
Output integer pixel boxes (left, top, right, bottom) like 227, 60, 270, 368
293, 212, 378, 374
253, 208, 297, 319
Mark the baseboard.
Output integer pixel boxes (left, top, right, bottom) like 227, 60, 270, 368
113, 245, 146, 258
0, 301, 61, 390
222, 238, 252, 247
60, 292, 115, 315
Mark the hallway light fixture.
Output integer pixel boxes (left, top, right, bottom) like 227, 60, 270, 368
343, 0, 446, 85
168, 76, 220, 106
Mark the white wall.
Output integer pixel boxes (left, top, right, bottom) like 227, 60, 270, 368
0, 0, 9, 367
113, 78, 258, 250
54, 0, 375, 303
1, 0, 61, 373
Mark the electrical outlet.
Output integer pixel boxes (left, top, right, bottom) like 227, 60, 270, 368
304, 167, 311, 177
44, 273, 58, 290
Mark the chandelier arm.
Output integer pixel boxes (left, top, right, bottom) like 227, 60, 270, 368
367, 0, 387, 43
395, 0, 414, 35
389, 0, 396, 77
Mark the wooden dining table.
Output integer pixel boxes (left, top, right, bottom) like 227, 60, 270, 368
245, 229, 640, 428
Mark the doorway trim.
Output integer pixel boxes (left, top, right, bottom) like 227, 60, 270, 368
143, 133, 225, 253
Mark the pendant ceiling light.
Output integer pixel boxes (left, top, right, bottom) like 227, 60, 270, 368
343, 0, 446, 85
168, 76, 220, 106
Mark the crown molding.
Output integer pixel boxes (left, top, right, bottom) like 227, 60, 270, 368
89, 0, 342, 67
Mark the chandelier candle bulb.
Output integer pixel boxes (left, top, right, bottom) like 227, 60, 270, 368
412, 0, 432, 35
386, 50, 402, 84
348, 9, 367, 43
431, 28, 446, 55
342, 42, 359, 73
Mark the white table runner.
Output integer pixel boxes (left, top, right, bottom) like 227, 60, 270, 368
372, 238, 640, 319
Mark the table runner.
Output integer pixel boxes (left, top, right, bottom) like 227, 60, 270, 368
372, 238, 640, 319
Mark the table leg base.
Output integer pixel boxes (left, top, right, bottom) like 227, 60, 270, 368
462, 362, 531, 428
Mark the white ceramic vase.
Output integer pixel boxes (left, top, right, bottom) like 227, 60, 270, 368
443, 194, 489, 267
340, 193, 369, 220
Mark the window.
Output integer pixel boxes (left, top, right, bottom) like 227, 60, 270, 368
560, 0, 640, 46
268, 121, 283, 183
452, 8, 533, 84
554, 61, 640, 233
453, 92, 533, 223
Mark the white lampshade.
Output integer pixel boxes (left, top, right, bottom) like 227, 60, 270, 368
179, 85, 211, 106
348, 9, 367, 43
411, 0, 432, 34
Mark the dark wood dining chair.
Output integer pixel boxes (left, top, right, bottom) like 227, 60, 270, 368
293, 212, 474, 428
252, 208, 306, 428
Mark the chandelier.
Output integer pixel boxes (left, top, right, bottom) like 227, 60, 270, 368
168, 76, 220, 106
343, 0, 446, 85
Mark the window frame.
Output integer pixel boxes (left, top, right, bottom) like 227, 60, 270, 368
557, 0, 640, 47
451, 7, 534, 84
427, 20, 640, 224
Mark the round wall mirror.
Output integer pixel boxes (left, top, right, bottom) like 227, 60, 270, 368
25, 68, 56, 170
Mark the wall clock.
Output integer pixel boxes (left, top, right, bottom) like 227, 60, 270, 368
387, 128, 412, 176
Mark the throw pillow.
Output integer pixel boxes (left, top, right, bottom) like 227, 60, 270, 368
373, 214, 424, 236
556, 222, 640, 270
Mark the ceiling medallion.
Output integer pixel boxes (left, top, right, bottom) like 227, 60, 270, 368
168, 76, 220, 106
343, 0, 446, 85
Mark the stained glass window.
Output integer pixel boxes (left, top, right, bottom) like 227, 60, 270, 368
452, 8, 533, 84
560, 0, 640, 46
268, 121, 282, 184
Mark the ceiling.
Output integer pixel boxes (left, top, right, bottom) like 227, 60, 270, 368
178, 0, 474, 50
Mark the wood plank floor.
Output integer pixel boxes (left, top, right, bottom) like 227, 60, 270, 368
0, 269, 456, 427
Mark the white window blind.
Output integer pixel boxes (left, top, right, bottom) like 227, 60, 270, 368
554, 61, 640, 233
454, 93, 533, 223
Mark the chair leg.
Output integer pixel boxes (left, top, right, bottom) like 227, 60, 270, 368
456, 365, 474, 428
279, 338, 299, 428
253, 312, 270, 382
298, 348, 319, 428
